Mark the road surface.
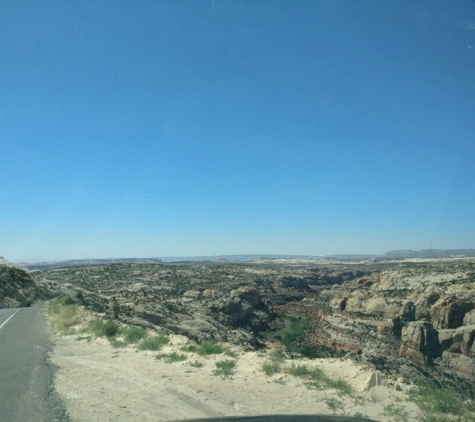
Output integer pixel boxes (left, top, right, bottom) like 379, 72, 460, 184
0, 304, 69, 421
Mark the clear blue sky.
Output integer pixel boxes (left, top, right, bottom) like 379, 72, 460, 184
1, 1, 474, 261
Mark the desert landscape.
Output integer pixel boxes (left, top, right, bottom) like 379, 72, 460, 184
1, 252, 470, 421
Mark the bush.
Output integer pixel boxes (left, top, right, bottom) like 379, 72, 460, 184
103, 320, 119, 337
262, 360, 282, 376
138, 335, 169, 351
121, 326, 148, 343
213, 360, 236, 378
87, 319, 106, 336
85, 319, 119, 338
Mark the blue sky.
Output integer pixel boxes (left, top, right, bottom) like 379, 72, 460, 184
1, 0, 475, 261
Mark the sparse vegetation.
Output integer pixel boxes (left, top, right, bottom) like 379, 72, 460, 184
213, 360, 236, 378
382, 403, 410, 422
120, 326, 148, 343
409, 383, 475, 422
182, 340, 237, 357
47, 295, 79, 334
324, 397, 345, 414
261, 360, 282, 376
189, 360, 204, 368
271, 313, 344, 359
138, 335, 169, 351
155, 352, 188, 363
284, 363, 353, 396
85, 319, 119, 338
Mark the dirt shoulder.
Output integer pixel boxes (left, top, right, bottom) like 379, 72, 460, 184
50, 331, 418, 421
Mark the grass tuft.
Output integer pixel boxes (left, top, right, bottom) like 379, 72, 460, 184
284, 363, 353, 396
155, 352, 188, 363
182, 340, 237, 357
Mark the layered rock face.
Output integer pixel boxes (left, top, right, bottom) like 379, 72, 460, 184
300, 259, 475, 385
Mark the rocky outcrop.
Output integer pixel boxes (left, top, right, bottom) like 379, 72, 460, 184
464, 309, 475, 326
0, 264, 41, 308
429, 297, 474, 329
399, 321, 441, 367
414, 291, 440, 321
210, 287, 273, 332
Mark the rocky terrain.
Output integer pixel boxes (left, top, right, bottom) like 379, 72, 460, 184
0, 257, 53, 308
31, 256, 475, 400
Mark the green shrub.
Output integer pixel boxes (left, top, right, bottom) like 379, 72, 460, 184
85, 319, 119, 338
121, 326, 148, 343
87, 319, 107, 337
103, 320, 119, 337
138, 335, 169, 351
155, 352, 188, 363
213, 360, 236, 378
262, 360, 282, 376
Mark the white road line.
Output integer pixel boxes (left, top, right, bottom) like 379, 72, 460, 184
0, 309, 20, 331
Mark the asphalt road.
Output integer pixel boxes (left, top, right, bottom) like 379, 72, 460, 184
0, 304, 69, 421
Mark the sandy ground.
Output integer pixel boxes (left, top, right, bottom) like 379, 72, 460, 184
50, 331, 419, 422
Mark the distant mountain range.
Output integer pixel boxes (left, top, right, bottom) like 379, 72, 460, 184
15, 249, 475, 270
381, 249, 475, 259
